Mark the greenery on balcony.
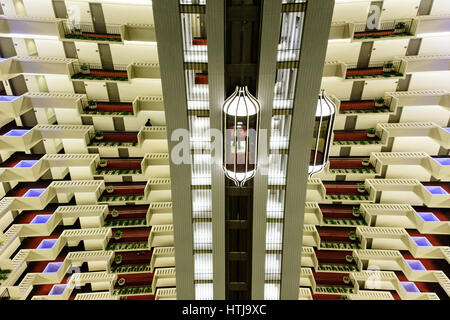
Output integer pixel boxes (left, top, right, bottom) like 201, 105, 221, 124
106, 241, 148, 251
84, 110, 133, 116
89, 141, 138, 147
113, 286, 153, 296
72, 73, 129, 81
319, 241, 361, 250
329, 167, 376, 174
340, 107, 390, 114
111, 263, 152, 274
96, 168, 142, 175
104, 218, 146, 227
315, 286, 355, 294
98, 194, 145, 202
65, 33, 122, 42
0, 269, 11, 284
323, 217, 367, 226
317, 263, 358, 272
325, 194, 370, 201
333, 140, 381, 146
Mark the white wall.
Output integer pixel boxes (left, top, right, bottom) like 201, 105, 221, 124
430, 0, 450, 15
110, 43, 158, 65
419, 36, 450, 56
102, 3, 154, 25
332, 1, 370, 22
45, 75, 74, 93
409, 71, 450, 91
0, 0, 17, 16
326, 42, 361, 64
35, 39, 66, 58
74, 42, 101, 64
362, 79, 398, 99
370, 39, 408, 63
321, 78, 354, 100
380, 0, 420, 20
65, 1, 92, 24
11, 38, 28, 56
22, 0, 54, 18
84, 82, 108, 100
117, 79, 162, 101
400, 106, 450, 126
392, 137, 441, 155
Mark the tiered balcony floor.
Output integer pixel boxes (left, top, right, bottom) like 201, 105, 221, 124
319, 204, 367, 226
413, 207, 448, 222
333, 130, 381, 145
89, 132, 138, 147
346, 67, 402, 79
317, 226, 360, 250
5, 181, 52, 198
110, 250, 152, 273
99, 182, 146, 202
84, 102, 134, 116
323, 182, 370, 201
65, 32, 121, 42
96, 158, 142, 175
353, 30, 412, 39
339, 100, 390, 114
315, 249, 358, 272
72, 69, 128, 81
329, 157, 376, 174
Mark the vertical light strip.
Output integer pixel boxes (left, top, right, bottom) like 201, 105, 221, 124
179, 1, 213, 300
263, 4, 307, 300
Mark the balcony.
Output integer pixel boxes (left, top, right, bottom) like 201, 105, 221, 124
319, 204, 367, 226
96, 158, 143, 176
89, 131, 138, 147
59, 21, 123, 43
333, 129, 382, 146
104, 205, 149, 228
329, 157, 376, 174
345, 60, 406, 80
315, 249, 359, 272
339, 98, 391, 115
83, 101, 134, 116
111, 250, 153, 273
107, 227, 150, 251
352, 20, 417, 41
113, 272, 154, 296
323, 181, 371, 202
317, 226, 361, 250
98, 182, 147, 203
69, 62, 129, 82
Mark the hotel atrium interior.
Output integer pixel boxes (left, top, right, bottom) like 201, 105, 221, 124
0, 0, 448, 302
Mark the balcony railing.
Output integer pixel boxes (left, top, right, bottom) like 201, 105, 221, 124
346, 60, 403, 79
70, 62, 128, 81
62, 21, 122, 42
353, 20, 417, 40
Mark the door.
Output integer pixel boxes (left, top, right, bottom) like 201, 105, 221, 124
89, 3, 107, 34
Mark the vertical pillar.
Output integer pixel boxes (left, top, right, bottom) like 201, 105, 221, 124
281, 0, 335, 300
153, 0, 195, 299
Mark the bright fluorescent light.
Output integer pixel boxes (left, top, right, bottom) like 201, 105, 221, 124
417, 32, 450, 38
328, 38, 352, 43
124, 40, 157, 45
1, 33, 58, 40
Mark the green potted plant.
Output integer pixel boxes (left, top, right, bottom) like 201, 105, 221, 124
95, 130, 103, 140
367, 128, 376, 138
374, 97, 385, 107
80, 63, 90, 75
106, 185, 115, 193
352, 207, 361, 217
362, 158, 370, 166
87, 100, 97, 109
383, 61, 394, 73
394, 22, 406, 34
113, 230, 122, 240
99, 159, 108, 168
357, 183, 366, 193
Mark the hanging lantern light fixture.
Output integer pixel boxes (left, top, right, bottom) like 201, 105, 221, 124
309, 90, 336, 177
222, 86, 260, 187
